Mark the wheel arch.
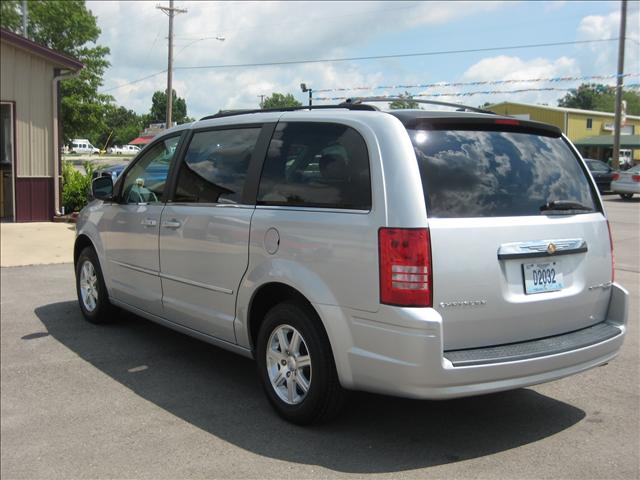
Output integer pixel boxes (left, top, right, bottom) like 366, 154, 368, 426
247, 282, 318, 353
74, 234, 95, 265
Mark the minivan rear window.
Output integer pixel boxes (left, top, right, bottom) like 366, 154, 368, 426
408, 129, 598, 218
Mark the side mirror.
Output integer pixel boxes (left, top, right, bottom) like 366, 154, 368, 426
92, 175, 114, 201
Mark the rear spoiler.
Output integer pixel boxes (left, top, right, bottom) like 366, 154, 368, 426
399, 116, 562, 138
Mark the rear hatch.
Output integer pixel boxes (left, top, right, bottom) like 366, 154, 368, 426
402, 116, 613, 350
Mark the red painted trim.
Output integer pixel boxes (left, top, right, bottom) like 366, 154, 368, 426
0, 28, 83, 71
15, 177, 54, 222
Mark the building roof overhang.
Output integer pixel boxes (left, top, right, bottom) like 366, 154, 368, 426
0, 28, 83, 71
489, 101, 640, 121
573, 134, 640, 148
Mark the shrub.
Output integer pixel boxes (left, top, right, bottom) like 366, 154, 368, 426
62, 161, 94, 213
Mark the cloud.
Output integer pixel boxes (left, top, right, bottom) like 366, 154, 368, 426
442, 55, 581, 106
86, 1, 637, 121
577, 7, 640, 73
87, 0, 504, 118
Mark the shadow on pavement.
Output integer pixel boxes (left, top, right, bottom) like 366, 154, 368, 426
34, 301, 585, 474
604, 196, 639, 203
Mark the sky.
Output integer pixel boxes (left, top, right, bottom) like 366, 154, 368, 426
87, 0, 640, 121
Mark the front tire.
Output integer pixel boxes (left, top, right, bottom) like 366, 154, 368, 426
619, 193, 634, 200
256, 301, 347, 425
75, 246, 113, 324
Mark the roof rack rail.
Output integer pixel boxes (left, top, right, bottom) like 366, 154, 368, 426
200, 103, 379, 121
343, 97, 496, 115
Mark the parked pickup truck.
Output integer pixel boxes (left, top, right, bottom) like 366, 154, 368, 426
108, 144, 141, 155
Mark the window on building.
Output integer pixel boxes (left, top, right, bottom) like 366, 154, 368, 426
257, 122, 371, 210
1, 103, 15, 221
173, 128, 261, 204
586, 118, 593, 129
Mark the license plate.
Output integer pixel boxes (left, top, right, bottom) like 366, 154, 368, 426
523, 261, 564, 294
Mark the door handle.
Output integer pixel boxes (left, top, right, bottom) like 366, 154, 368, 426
162, 219, 182, 229
141, 218, 157, 227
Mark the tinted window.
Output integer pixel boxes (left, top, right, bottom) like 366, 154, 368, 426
173, 128, 260, 204
120, 135, 179, 204
258, 122, 371, 209
408, 129, 597, 218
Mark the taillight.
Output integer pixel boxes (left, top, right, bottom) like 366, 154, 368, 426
607, 220, 615, 282
612, 172, 620, 181
632, 174, 640, 182
378, 228, 432, 307
495, 118, 520, 126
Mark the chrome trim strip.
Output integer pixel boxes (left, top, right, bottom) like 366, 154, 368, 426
255, 205, 370, 214
109, 260, 233, 294
498, 238, 587, 260
109, 259, 159, 276
159, 272, 233, 294
167, 202, 255, 209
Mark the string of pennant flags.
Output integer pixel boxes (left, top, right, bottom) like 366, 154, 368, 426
313, 73, 640, 94
314, 82, 640, 102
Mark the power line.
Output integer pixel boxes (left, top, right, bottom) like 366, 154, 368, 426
100, 38, 629, 95
101, 70, 167, 93
174, 38, 619, 70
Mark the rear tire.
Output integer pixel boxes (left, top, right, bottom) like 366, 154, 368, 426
256, 301, 347, 425
619, 193, 634, 200
75, 246, 113, 324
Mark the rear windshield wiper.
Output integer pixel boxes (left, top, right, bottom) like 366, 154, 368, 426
540, 200, 594, 213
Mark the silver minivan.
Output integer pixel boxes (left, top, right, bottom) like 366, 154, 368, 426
75, 101, 628, 424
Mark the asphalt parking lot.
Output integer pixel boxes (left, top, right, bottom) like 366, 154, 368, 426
1, 197, 638, 479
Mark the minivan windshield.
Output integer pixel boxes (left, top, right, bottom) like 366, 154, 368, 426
408, 128, 598, 218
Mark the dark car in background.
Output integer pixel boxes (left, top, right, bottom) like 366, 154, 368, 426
585, 159, 616, 193
92, 164, 126, 183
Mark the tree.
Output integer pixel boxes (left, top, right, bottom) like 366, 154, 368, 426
558, 83, 640, 115
0, 1, 112, 143
262, 93, 302, 109
389, 91, 421, 110
94, 105, 144, 149
0, 1, 21, 32
148, 89, 190, 125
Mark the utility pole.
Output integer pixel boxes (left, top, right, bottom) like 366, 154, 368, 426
258, 94, 265, 108
157, 0, 187, 129
612, 0, 627, 170
300, 83, 312, 107
21, 0, 28, 38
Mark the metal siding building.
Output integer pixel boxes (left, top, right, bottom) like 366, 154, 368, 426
489, 102, 640, 162
0, 29, 82, 222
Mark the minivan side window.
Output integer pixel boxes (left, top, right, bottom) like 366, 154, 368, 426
257, 122, 371, 210
173, 127, 261, 204
120, 135, 180, 204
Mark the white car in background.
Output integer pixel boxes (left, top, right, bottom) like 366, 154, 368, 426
611, 164, 640, 200
108, 145, 141, 155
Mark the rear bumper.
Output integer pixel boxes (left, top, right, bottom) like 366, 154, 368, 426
611, 182, 640, 194
317, 282, 628, 399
